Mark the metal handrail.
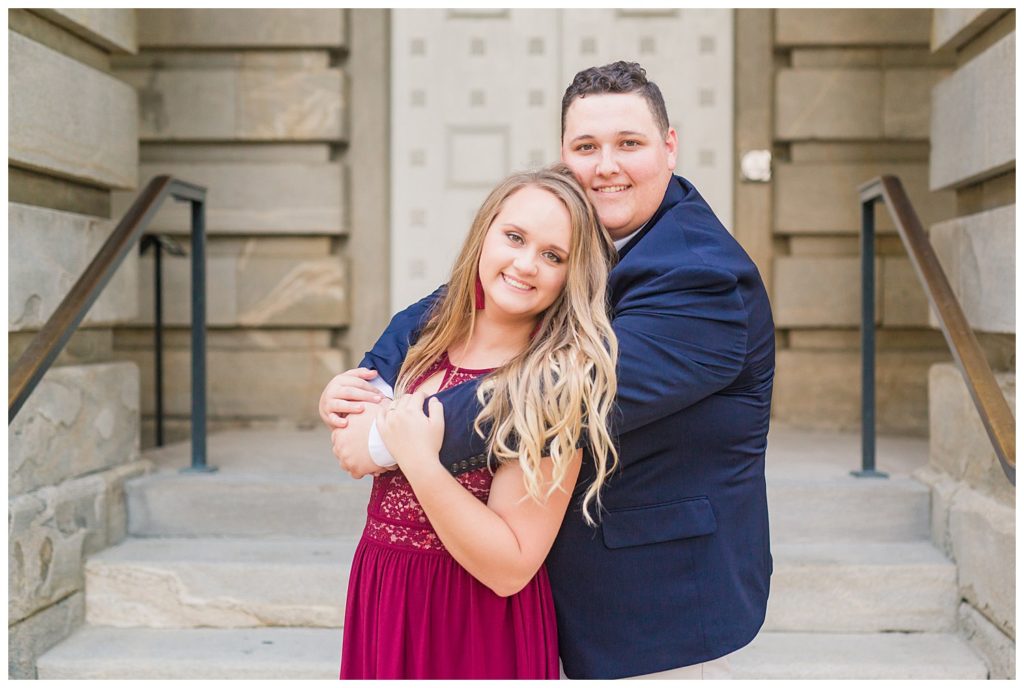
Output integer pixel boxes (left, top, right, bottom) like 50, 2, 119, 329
9, 175, 216, 473
855, 175, 1015, 485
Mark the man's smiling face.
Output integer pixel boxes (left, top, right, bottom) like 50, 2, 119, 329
560, 92, 678, 241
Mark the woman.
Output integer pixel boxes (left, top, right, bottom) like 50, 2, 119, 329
336, 165, 618, 679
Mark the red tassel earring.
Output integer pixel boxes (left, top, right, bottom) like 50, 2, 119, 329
474, 274, 485, 310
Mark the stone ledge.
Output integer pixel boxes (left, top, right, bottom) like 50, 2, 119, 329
775, 9, 931, 46
930, 32, 1015, 190
776, 69, 882, 140
928, 362, 1015, 503
8, 592, 85, 679
929, 205, 1015, 334
9, 460, 152, 626
128, 253, 349, 327
10, 361, 141, 495
932, 9, 1008, 53
959, 601, 1015, 679
774, 349, 951, 434
116, 67, 346, 142
118, 347, 346, 418
112, 162, 347, 235
9, 30, 138, 188
34, 9, 137, 54
9, 203, 138, 332
774, 162, 955, 234
137, 9, 347, 49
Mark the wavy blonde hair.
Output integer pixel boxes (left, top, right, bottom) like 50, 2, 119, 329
395, 164, 619, 525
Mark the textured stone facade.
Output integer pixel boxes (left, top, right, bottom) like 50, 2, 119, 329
921, 8, 1016, 678
764, 9, 956, 434
8, 9, 142, 677
109, 9, 369, 449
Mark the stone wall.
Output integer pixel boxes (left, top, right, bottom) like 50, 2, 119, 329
108, 9, 390, 447
763, 9, 958, 434
914, 8, 1016, 679
8, 9, 147, 678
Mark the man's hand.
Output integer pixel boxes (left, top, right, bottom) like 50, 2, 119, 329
330, 401, 394, 479
319, 368, 386, 429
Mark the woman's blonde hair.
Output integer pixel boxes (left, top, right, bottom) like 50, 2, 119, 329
395, 164, 619, 525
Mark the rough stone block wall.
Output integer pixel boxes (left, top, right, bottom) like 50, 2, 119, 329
110, 9, 355, 447
916, 8, 1016, 678
8, 9, 147, 678
769, 8, 957, 434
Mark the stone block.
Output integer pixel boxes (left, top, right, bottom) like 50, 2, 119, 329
932, 9, 1008, 53
9, 203, 139, 332
9, 476, 106, 624
9, 329, 114, 369
929, 363, 1015, 505
773, 349, 950, 434
9, 31, 138, 189
116, 68, 346, 142
929, 205, 1015, 334
959, 602, 1015, 679
774, 162, 955, 234
949, 486, 1015, 638
8, 592, 85, 679
9, 362, 141, 496
931, 32, 1015, 190
117, 50, 332, 71
776, 69, 883, 140
103, 461, 154, 548
790, 48, 880, 68
120, 347, 345, 419
132, 253, 349, 327
776, 9, 931, 46
137, 9, 347, 48
789, 142, 930, 163
114, 327, 333, 352
883, 69, 949, 139
111, 162, 347, 235
912, 466, 958, 559
773, 256, 880, 327
34, 9, 137, 53
141, 142, 332, 164
881, 256, 930, 327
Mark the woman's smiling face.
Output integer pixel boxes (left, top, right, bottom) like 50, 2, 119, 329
477, 185, 572, 323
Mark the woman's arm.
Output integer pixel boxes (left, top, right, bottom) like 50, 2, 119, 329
379, 392, 581, 597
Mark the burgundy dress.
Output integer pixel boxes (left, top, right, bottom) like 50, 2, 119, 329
339, 354, 559, 680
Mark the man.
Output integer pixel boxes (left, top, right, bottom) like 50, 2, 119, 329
320, 62, 774, 680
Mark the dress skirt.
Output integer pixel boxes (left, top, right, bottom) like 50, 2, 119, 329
339, 468, 560, 680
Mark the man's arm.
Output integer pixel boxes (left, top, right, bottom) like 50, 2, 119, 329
610, 261, 748, 436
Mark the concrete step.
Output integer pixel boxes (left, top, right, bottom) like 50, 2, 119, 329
127, 429, 372, 537
730, 632, 988, 679
767, 475, 930, 543
765, 425, 932, 543
85, 537, 357, 628
764, 542, 957, 632
36, 627, 340, 679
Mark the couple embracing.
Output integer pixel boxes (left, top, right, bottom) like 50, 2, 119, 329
320, 61, 774, 680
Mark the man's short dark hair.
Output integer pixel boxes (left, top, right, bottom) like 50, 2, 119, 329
560, 61, 670, 139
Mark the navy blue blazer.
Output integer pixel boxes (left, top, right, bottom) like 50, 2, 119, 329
360, 176, 774, 679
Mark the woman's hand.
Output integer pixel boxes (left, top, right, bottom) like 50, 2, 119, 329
377, 391, 445, 479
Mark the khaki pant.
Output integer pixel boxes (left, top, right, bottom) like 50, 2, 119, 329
560, 654, 733, 680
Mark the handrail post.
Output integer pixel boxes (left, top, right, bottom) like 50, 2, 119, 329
182, 197, 214, 474
853, 195, 888, 479
154, 238, 165, 447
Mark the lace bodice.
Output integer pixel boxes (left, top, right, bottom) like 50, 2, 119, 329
363, 353, 494, 552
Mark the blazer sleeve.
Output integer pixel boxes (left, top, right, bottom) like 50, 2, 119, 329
610, 261, 748, 436
358, 285, 445, 386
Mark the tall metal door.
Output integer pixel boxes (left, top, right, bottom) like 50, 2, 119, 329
390, 9, 734, 311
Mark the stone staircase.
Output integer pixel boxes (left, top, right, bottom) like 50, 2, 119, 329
36, 426, 989, 679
